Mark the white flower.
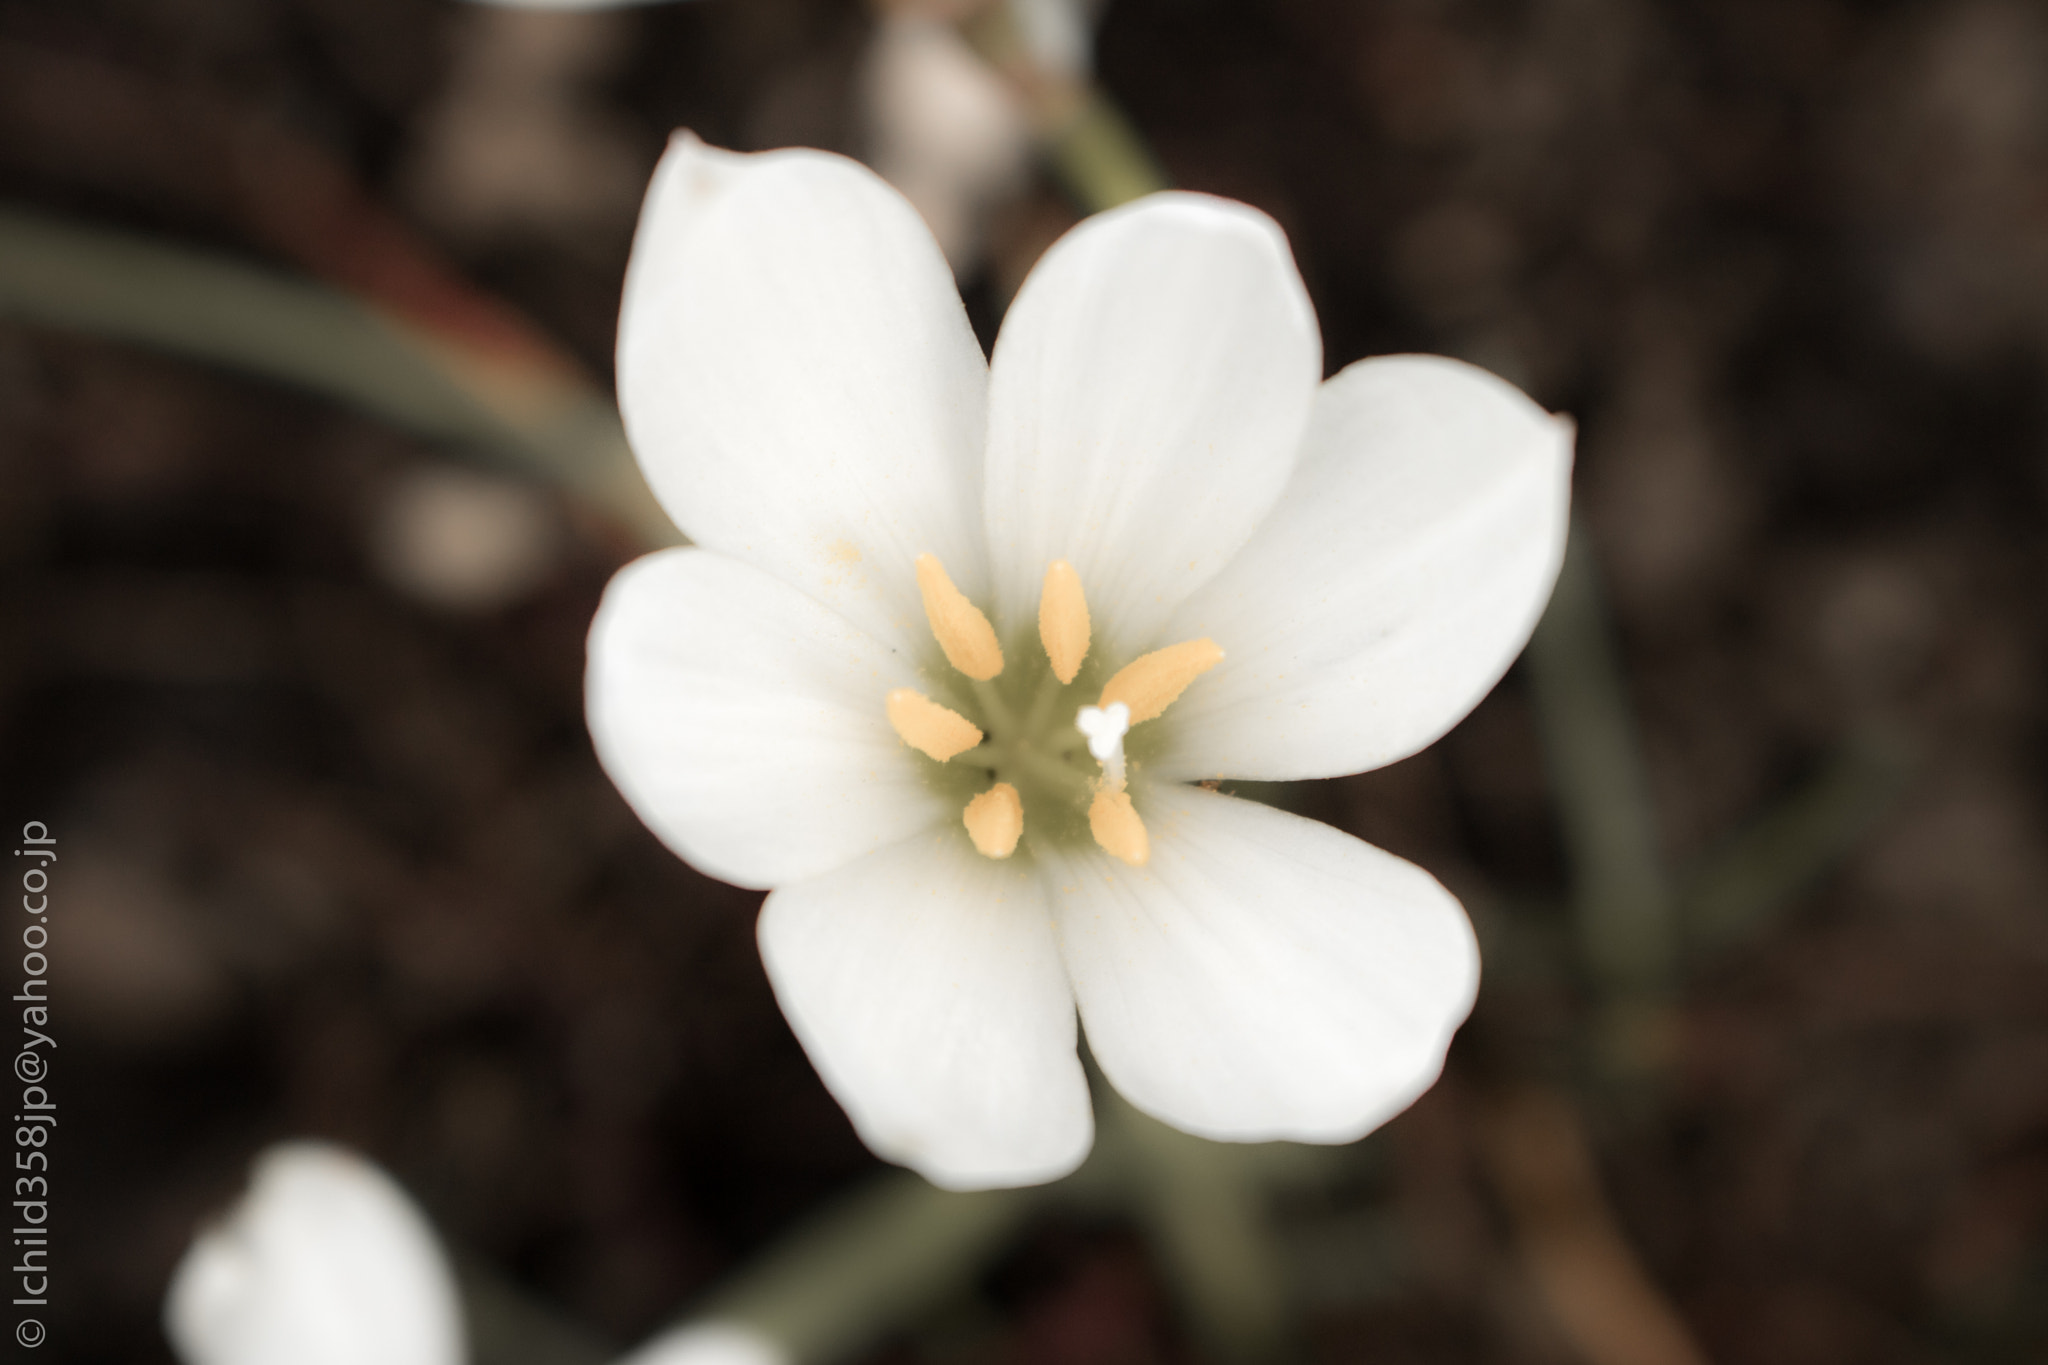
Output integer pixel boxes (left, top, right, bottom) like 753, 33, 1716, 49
616, 1322, 789, 1365
588, 133, 1572, 1191
164, 1142, 465, 1365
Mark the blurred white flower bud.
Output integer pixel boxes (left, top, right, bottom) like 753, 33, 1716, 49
463, 0, 676, 9
404, 4, 646, 247
615, 1321, 791, 1365
1008, 0, 1097, 81
863, 12, 1034, 272
164, 1142, 465, 1365
369, 465, 563, 613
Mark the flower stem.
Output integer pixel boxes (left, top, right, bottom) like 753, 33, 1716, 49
621, 1175, 1034, 1365
0, 205, 678, 546
1679, 727, 1912, 960
1524, 521, 1676, 1084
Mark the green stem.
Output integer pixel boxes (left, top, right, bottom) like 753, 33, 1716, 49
1087, 1074, 1294, 1365
457, 1259, 612, 1365
622, 1176, 1035, 1365
0, 205, 677, 547
1523, 521, 1677, 1080
1680, 728, 1913, 962
1044, 90, 1172, 210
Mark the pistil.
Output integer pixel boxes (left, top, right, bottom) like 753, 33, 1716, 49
885, 554, 1223, 870
1075, 702, 1131, 791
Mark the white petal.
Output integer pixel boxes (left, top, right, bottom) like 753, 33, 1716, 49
164, 1143, 463, 1365
982, 193, 1321, 648
616, 1322, 790, 1365
617, 133, 990, 653
470, 1, 675, 9
1156, 355, 1572, 782
587, 548, 949, 890
1044, 784, 1477, 1143
760, 829, 1093, 1189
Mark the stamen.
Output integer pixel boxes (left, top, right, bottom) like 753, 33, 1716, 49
963, 782, 1024, 859
886, 688, 983, 762
1075, 702, 1130, 791
1088, 788, 1150, 867
915, 553, 1004, 680
1099, 638, 1224, 725
1037, 559, 1091, 685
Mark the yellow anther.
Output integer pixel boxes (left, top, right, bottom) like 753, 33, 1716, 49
886, 688, 983, 762
1088, 788, 1150, 867
1099, 638, 1224, 725
962, 782, 1024, 859
915, 553, 1003, 680
1037, 560, 1091, 685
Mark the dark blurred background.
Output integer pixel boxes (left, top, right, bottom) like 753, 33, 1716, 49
1, 0, 2045, 1362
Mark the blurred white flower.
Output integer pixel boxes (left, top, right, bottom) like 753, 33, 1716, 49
862, 0, 1105, 272
587, 134, 1572, 1190
165, 1142, 464, 1365
405, 3, 646, 246
1006, 0, 1099, 80
463, 0, 675, 9
863, 12, 1033, 271
615, 1321, 790, 1365
436, 0, 1094, 272
369, 465, 562, 613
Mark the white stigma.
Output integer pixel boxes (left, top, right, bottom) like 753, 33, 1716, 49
1076, 701, 1131, 789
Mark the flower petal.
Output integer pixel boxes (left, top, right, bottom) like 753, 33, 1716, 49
617, 1323, 790, 1365
1156, 355, 1573, 782
587, 548, 949, 890
164, 1143, 463, 1365
1044, 784, 1477, 1143
760, 830, 1092, 1190
618, 133, 990, 653
982, 193, 1321, 649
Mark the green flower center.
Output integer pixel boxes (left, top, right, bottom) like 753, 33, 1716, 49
884, 555, 1220, 866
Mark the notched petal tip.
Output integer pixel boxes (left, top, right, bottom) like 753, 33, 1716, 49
165, 1142, 464, 1365
757, 837, 1094, 1191
618, 131, 745, 349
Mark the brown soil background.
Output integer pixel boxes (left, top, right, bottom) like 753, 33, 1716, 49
1, 1, 2045, 1362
